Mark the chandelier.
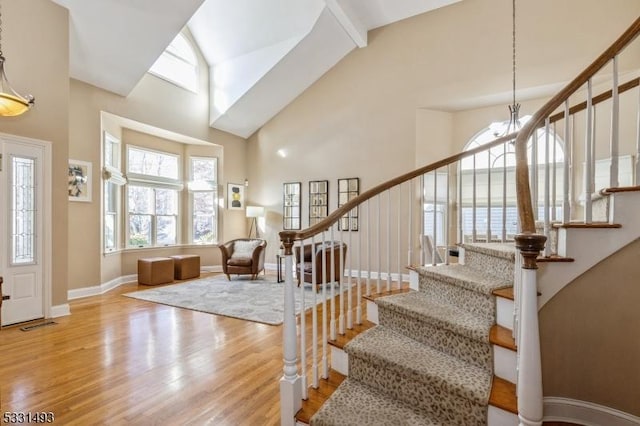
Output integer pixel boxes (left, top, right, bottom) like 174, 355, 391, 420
0, 1, 34, 117
494, 0, 520, 137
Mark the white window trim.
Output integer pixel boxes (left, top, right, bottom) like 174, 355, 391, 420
188, 156, 218, 245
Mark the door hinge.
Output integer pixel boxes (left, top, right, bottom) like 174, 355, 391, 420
0, 153, 2, 171
2, 295, 9, 301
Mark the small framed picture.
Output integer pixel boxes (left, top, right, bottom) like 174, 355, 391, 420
68, 159, 92, 202
227, 182, 245, 210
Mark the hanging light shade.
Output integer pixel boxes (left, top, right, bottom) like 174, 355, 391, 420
0, 2, 35, 117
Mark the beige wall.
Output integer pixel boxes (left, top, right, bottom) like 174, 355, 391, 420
247, 0, 640, 263
1, 0, 69, 306
68, 27, 247, 289
540, 237, 640, 416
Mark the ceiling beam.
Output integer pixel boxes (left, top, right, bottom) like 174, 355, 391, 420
325, 0, 368, 48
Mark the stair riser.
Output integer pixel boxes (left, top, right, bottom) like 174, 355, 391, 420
378, 308, 492, 371
419, 278, 496, 322
349, 356, 487, 426
461, 249, 514, 279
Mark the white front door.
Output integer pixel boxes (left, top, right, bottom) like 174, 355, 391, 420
0, 135, 47, 326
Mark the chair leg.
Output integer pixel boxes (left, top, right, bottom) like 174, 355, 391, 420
225, 274, 230, 280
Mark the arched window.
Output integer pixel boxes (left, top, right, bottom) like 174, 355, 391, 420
458, 116, 566, 241
149, 33, 198, 92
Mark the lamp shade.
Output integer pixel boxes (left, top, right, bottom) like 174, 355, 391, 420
246, 206, 265, 218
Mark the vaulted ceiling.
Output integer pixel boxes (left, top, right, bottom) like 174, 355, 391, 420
51, 0, 461, 138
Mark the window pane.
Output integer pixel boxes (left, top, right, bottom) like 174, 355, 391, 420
105, 214, 116, 250
128, 186, 153, 214
129, 214, 151, 246
157, 216, 176, 245
11, 156, 36, 264
105, 181, 117, 213
192, 158, 216, 181
193, 215, 214, 243
156, 189, 177, 215
128, 147, 179, 179
193, 191, 214, 215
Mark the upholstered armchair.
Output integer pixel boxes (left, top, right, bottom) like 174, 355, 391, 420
220, 238, 267, 280
294, 241, 347, 291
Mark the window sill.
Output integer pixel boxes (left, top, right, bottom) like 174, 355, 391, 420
103, 243, 219, 257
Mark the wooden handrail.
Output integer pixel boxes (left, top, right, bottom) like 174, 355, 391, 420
279, 131, 519, 248
279, 17, 640, 249
514, 16, 640, 234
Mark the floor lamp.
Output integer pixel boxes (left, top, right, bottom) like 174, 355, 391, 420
246, 206, 265, 238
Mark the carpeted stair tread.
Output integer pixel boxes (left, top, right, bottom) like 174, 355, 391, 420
346, 326, 492, 405
310, 379, 441, 426
458, 242, 516, 260
376, 291, 493, 342
416, 264, 512, 295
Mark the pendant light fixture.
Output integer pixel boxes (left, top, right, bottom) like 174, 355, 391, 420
0, 1, 34, 117
503, 0, 520, 136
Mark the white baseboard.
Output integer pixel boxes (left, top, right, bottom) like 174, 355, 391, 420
346, 269, 410, 283
544, 397, 640, 426
67, 266, 222, 300
50, 304, 71, 318
330, 346, 349, 376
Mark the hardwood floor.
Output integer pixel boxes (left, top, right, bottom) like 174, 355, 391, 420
0, 275, 283, 425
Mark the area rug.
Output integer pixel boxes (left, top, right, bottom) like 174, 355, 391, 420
123, 275, 341, 325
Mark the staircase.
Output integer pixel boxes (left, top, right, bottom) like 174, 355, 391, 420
312, 243, 516, 425
279, 16, 640, 426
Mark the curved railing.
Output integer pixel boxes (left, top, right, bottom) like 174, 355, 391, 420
279, 15, 640, 426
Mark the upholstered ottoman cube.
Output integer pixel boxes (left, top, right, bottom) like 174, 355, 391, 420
171, 254, 200, 280
138, 257, 174, 285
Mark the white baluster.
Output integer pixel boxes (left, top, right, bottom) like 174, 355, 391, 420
409, 178, 413, 266
563, 100, 572, 223
584, 79, 594, 223
472, 155, 477, 242
346, 212, 353, 330
445, 166, 450, 265
433, 171, 438, 265
636, 83, 640, 185
544, 118, 551, 257
552, 122, 557, 223
366, 199, 372, 296
280, 248, 302, 426
321, 232, 329, 378
610, 55, 620, 188
310, 236, 318, 388
397, 185, 402, 287
357, 207, 362, 324
421, 173, 426, 264
377, 196, 381, 293
502, 141, 508, 242
531, 131, 538, 221
457, 162, 463, 244
338, 227, 345, 335
329, 229, 336, 341
298, 240, 307, 399
487, 149, 492, 243
386, 190, 392, 292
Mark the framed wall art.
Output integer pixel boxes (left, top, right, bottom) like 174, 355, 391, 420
68, 159, 92, 202
338, 177, 359, 231
283, 182, 301, 230
309, 180, 328, 227
227, 182, 245, 210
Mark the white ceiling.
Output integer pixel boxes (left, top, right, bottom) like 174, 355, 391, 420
52, 0, 462, 138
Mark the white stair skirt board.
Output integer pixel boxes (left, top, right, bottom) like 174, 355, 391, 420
366, 299, 379, 324
409, 269, 419, 291
330, 346, 349, 376
493, 345, 517, 383
488, 405, 518, 426
544, 397, 640, 426
496, 296, 514, 330
540, 191, 640, 308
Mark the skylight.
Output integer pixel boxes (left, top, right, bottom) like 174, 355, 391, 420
149, 33, 198, 93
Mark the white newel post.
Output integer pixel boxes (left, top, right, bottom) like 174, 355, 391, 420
280, 239, 302, 426
515, 233, 546, 426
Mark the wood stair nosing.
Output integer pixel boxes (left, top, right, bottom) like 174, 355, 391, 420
600, 185, 640, 194
328, 320, 375, 350
490, 324, 516, 351
536, 255, 575, 263
492, 287, 514, 300
489, 376, 518, 414
363, 287, 412, 302
553, 222, 622, 229
295, 369, 347, 424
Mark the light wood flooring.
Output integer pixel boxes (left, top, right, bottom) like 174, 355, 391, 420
0, 274, 284, 425
0, 274, 581, 426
